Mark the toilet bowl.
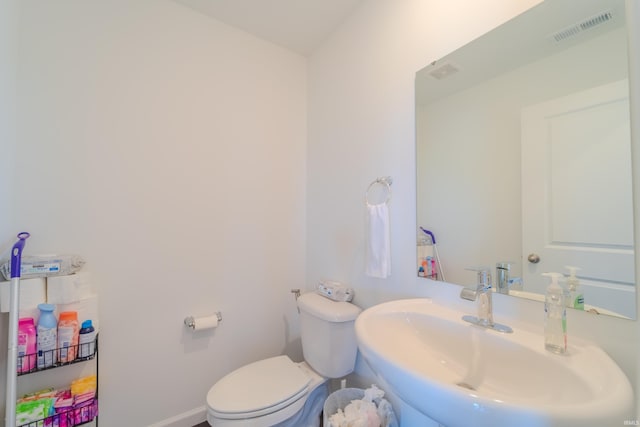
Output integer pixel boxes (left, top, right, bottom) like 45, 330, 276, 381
206, 356, 327, 427
206, 292, 361, 426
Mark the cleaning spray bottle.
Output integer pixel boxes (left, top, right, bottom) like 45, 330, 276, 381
543, 272, 567, 354
565, 266, 584, 310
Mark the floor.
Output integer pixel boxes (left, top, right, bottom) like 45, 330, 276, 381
192, 414, 325, 426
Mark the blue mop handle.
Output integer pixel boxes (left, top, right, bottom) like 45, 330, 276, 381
5, 231, 30, 427
420, 227, 436, 244
10, 232, 30, 278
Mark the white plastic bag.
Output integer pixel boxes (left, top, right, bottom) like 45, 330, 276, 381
323, 386, 398, 427
0, 254, 85, 280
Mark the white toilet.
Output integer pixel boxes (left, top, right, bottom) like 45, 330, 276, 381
206, 292, 361, 426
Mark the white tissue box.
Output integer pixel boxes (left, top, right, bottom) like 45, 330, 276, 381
0, 277, 47, 315
46, 272, 95, 304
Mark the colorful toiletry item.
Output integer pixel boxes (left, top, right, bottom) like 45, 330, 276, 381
18, 317, 37, 373
431, 257, 437, 279
78, 320, 96, 359
16, 398, 54, 426
58, 311, 79, 363
71, 375, 97, 401
565, 266, 584, 310
37, 303, 58, 369
16, 377, 98, 427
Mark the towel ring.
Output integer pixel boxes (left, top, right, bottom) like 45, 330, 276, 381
365, 176, 392, 205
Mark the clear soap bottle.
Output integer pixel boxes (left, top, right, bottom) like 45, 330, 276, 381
565, 266, 584, 310
543, 272, 566, 354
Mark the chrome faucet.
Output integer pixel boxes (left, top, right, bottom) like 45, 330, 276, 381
495, 262, 522, 294
460, 267, 513, 333
496, 262, 511, 294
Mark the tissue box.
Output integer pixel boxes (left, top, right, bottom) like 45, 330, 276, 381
0, 277, 47, 316
46, 272, 95, 304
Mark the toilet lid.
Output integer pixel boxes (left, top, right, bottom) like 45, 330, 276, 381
207, 355, 310, 418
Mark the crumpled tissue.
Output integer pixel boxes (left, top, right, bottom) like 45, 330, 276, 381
329, 385, 390, 427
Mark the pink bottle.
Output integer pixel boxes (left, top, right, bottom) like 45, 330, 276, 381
17, 317, 37, 373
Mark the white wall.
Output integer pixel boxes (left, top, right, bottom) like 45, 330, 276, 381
307, 0, 638, 420
1, 1, 307, 425
0, 0, 17, 227
307, 0, 544, 307
0, 0, 19, 418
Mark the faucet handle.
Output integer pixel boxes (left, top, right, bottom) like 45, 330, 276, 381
508, 277, 523, 290
478, 270, 491, 287
465, 266, 491, 289
496, 262, 512, 271
460, 287, 478, 301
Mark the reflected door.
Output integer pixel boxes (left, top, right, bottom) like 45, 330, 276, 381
521, 80, 635, 317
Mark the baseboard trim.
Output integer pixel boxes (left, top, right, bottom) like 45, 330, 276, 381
147, 405, 207, 427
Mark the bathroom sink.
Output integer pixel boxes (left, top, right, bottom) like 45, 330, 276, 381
355, 298, 633, 427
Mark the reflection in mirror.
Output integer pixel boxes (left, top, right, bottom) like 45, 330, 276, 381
416, 0, 635, 319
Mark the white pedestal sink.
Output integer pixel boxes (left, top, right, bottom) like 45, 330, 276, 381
355, 298, 633, 427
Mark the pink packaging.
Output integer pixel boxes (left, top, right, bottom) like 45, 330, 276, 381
17, 317, 37, 373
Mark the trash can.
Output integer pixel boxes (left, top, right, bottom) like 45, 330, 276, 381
323, 387, 398, 427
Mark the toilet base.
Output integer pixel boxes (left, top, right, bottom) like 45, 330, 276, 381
207, 361, 328, 427
272, 381, 328, 427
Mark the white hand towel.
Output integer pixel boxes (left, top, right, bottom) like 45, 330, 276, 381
365, 202, 391, 278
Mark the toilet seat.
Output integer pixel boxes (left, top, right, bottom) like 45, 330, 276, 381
207, 355, 311, 420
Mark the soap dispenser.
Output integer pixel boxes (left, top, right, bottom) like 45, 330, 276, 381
543, 272, 567, 354
565, 266, 584, 310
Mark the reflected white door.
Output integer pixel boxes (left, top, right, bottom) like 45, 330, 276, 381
521, 80, 634, 316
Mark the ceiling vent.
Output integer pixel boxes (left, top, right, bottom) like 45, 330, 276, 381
552, 10, 613, 43
428, 62, 460, 80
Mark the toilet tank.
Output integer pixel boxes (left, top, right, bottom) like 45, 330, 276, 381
297, 292, 362, 378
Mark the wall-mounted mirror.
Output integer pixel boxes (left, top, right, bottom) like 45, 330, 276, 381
416, 0, 635, 319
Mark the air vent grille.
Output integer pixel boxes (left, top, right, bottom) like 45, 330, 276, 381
552, 10, 613, 43
428, 62, 460, 80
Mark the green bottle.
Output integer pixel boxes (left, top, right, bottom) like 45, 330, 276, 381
565, 266, 584, 310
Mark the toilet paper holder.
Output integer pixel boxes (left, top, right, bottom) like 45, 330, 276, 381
184, 312, 222, 329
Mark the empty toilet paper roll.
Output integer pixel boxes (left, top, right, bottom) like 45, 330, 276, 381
185, 314, 220, 331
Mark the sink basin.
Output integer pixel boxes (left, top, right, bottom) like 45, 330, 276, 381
355, 298, 633, 427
